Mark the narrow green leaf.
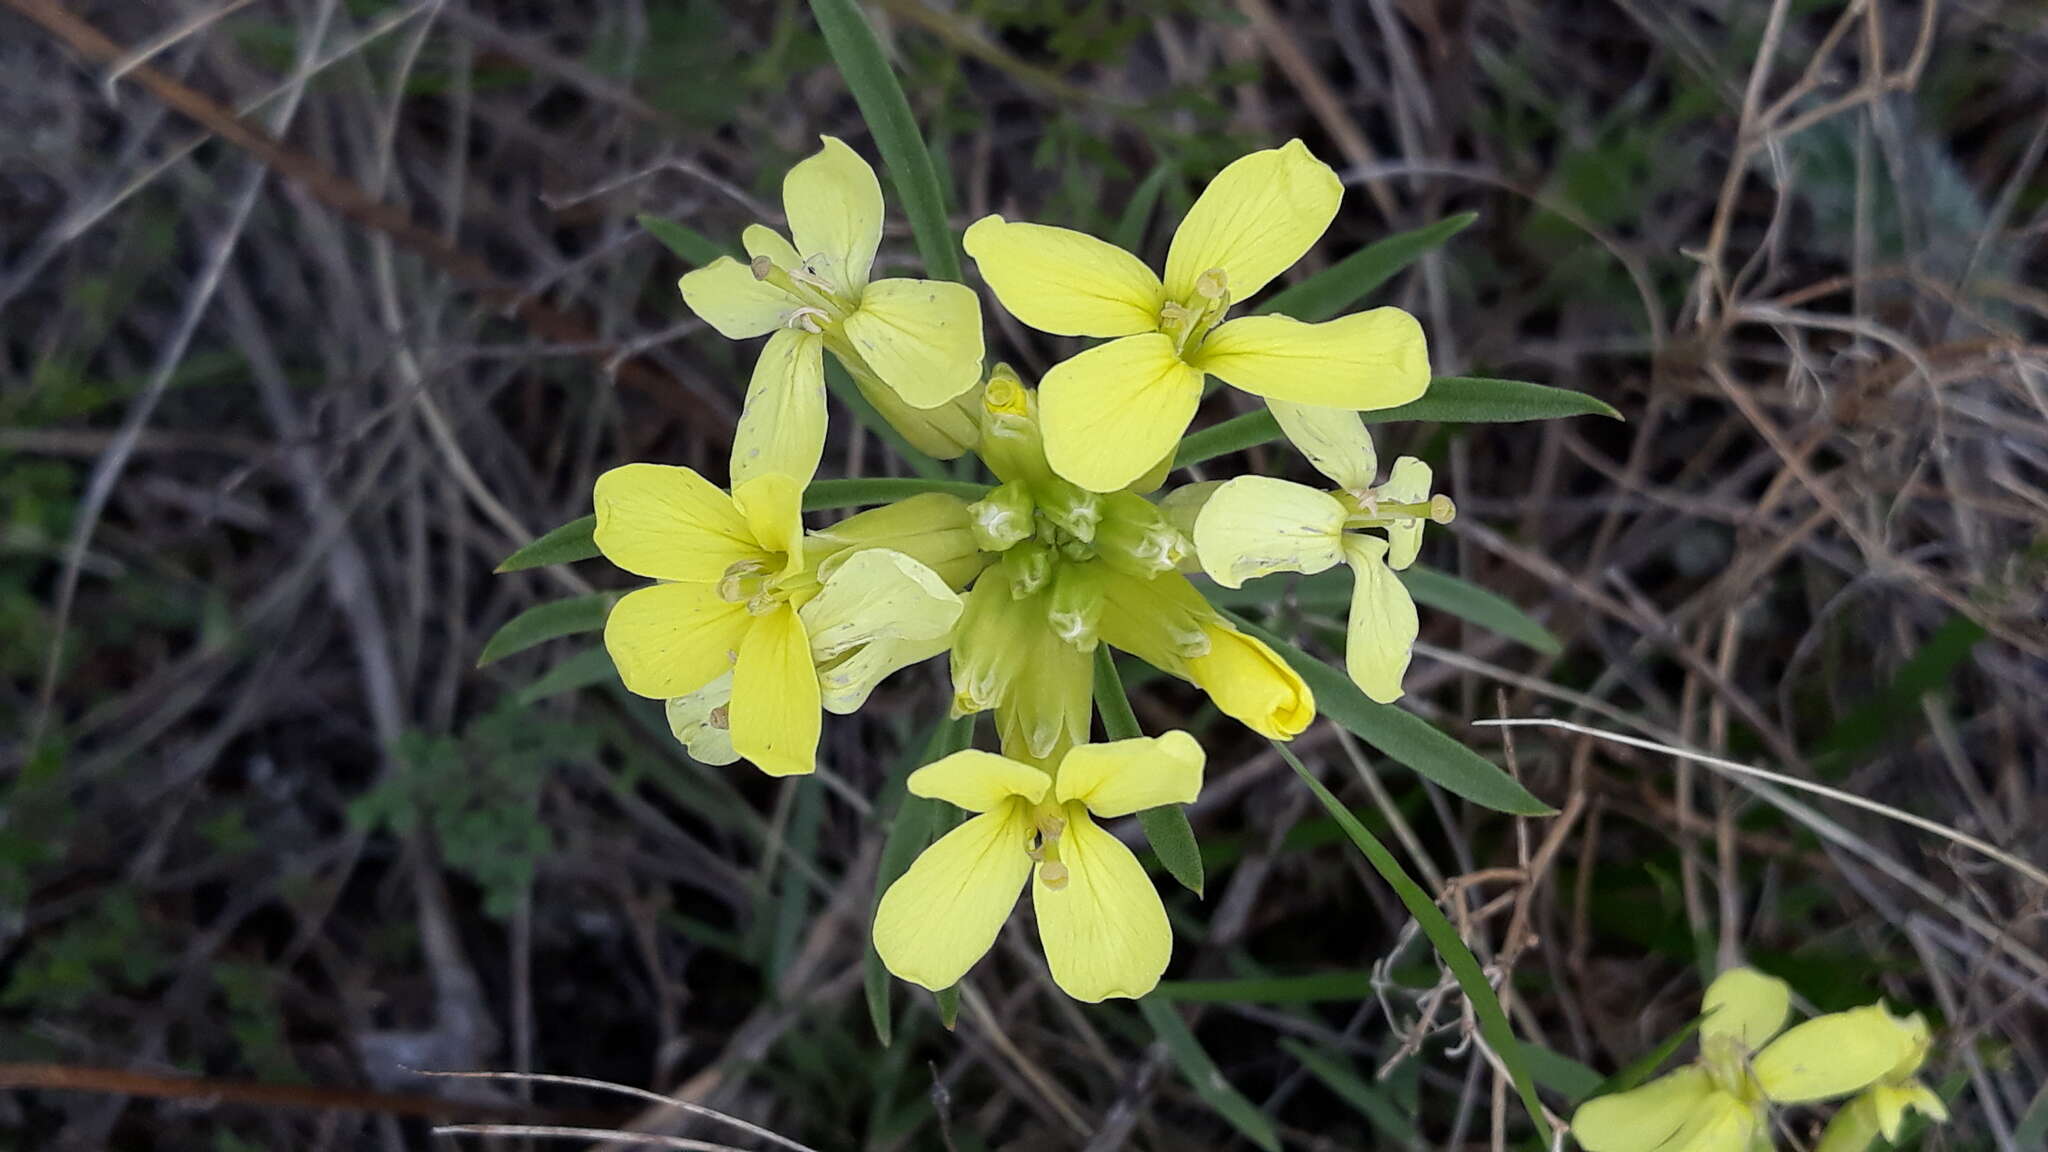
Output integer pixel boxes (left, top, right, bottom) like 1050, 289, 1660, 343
1095, 649, 1203, 896
1397, 568, 1561, 656
866, 714, 974, 1045
1258, 213, 1478, 322
808, 476, 988, 509
636, 213, 733, 267
1519, 1045, 1604, 1103
477, 594, 614, 666
1112, 162, 1175, 253
495, 515, 598, 572
807, 0, 962, 281
1155, 971, 1376, 1003
512, 645, 617, 706
1278, 1038, 1422, 1150
1228, 614, 1553, 816
824, 358, 949, 481
2014, 1081, 2048, 1148
1138, 998, 1281, 1152
770, 779, 826, 981
1589, 1017, 1700, 1099
1174, 377, 1620, 470
1277, 743, 1548, 1129
1202, 567, 1560, 656
934, 984, 960, 1030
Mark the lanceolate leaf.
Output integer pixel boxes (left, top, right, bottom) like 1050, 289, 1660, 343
1154, 971, 1376, 1003
1277, 743, 1548, 1129
1094, 649, 1203, 897
1174, 377, 1620, 470
512, 645, 617, 706
495, 516, 599, 572
477, 593, 614, 666
807, 0, 962, 282
1202, 567, 1561, 656
636, 213, 733, 267
1228, 613, 1553, 816
1279, 1039, 1424, 1149
1138, 998, 1281, 1152
1258, 213, 1478, 323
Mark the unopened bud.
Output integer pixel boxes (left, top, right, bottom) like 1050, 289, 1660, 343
1038, 482, 1100, 544
1096, 492, 1190, 576
1046, 561, 1106, 652
967, 483, 1035, 552
1000, 540, 1053, 599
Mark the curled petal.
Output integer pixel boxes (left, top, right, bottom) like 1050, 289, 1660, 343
963, 215, 1165, 337
909, 749, 1052, 812
593, 463, 760, 582
1700, 967, 1791, 1053
732, 329, 827, 490
603, 583, 749, 700
842, 278, 986, 409
874, 802, 1035, 991
1164, 139, 1341, 303
800, 549, 963, 714
784, 135, 882, 295
1192, 309, 1429, 409
665, 672, 738, 766
1040, 333, 1204, 493
1267, 398, 1379, 491
1340, 536, 1417, 705
728, 605, 819, 777
677, 256, 796, 340
1034, 810, 1171, 1001
1054, 731, 1204, 817
1380, 456, 1433, 570
1192, 475, 1347, 589
1188, 623, 1316, 740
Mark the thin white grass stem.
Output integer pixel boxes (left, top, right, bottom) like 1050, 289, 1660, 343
1472, 718, 2048, 890
415, 1071, 818, 1152
431, 1125, 741, 1151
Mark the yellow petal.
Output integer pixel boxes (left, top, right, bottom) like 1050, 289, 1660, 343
909, 749, 1052, 812
593, 463, 761, 582
1340, 536, 1417, 704
732, 328, 827, 490
1163, 139, 1340, 303
1570, 1067, 1718, 1152
800, 549, 962, 714
874, 802, 1035, 991
1380, 456, 1433, 570
1033, 809, 1171, 1001
728, 605, 820, 777
962, 215, 1165, 337
603, 583, 750, 699
677, 256, 796, 340
1754, 1005, 1921, 1104
1192, 475, 1347, 589
1187, 623, 1316, 739
1267, 398, 1379, 491
842, 278, 986, 408
1040, 333, 1205, 493
784, 135, 881, 295
811, 492, 988, 591
1700, 967, 1791, 1053
1668, 1094, 1757, 1152
742, 223, 800, 269
1053, 731, 1203, 817
730, 472, 805, 577
1192, 309, 1430, 408
1126, 446, 1175, 496
665, 672, 738, 765
1815, 1094, 1881, 1152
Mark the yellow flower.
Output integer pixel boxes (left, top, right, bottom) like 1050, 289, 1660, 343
873, 733, 1203, 1001
1189, 430, 1451, 703
1815, 1013, 1947, 1152
595, 464, 962, 775
963, 140, 1429, 492
678, 137, 986, 473
1098, 566, 1315, 739
1573, 968, 1930, 1152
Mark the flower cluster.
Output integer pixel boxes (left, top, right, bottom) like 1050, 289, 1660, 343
1574, 968, 1947, 1152
595, 138, 1455, 1001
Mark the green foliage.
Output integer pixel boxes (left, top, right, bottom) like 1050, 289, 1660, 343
1139, 997, 1282, 1151
349, 707, 592, 920
1258, 213, 1479, 323
2, 889, 167, 1013
477, 593, 615, 666
214, 961, 304, 1082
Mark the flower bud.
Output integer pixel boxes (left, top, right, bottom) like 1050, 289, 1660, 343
1000, 539, 1054, 599
1038, 480, 1100, 544
967, 482, 1035, 552
1095, 492, 1190, 577
1046, 560, 1107, 652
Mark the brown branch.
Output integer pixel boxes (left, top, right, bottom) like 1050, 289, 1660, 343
3, 0, 676, 399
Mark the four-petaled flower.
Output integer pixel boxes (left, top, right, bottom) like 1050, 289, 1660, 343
595, 464, 962, 776
679, 137, 985, 478
1574, 968, 1931, 1152
1190, 407, 1450, 703
964, 139, 1430, 492
874, 733, 1203, 1002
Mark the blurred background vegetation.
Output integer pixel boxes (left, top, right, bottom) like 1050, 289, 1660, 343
2, 0, 2044, 1148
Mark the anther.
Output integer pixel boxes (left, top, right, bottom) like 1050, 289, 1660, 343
1429, 494, 1458, 524
1195, 267, 1229, 300
1038, 860, 1070, 889
749, 254, 776, 281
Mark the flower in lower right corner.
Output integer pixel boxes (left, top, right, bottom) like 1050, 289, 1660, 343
1814, 1011, 1948, 1152
873, 733, 1203, 1002
1572, 968, 1932, 1152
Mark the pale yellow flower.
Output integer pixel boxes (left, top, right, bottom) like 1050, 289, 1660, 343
679, 137, 985, 475
964, 140, 1429, 492
873, 733, 1202, 1001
